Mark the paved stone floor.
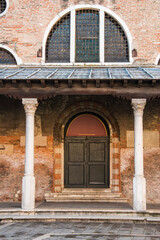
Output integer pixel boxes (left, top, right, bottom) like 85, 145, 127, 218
0, 202, 160, 210
0, 222, 160, 240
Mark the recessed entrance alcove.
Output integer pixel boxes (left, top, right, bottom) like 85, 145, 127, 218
64, 113, 110, 188
45, 103, 124, 202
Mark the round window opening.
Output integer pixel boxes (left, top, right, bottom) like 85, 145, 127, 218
0, 0, 7, 15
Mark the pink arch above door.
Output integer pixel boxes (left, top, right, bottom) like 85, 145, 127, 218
66, 114, 107, 137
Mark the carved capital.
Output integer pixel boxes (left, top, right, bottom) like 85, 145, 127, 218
22, 98, 38, 115
131, 99, 146, 115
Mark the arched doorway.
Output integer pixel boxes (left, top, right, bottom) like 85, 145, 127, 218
64, 112, 110, 188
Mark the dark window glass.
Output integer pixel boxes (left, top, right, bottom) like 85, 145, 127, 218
0, 0, 6, 14
105, 14, 129, 62
76, 10, 99, 63
46, 13, 70, 63
0, 48, 17, 64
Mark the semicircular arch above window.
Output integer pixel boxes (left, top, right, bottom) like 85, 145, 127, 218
45, 6, 131, 64
0, 47, 17, 65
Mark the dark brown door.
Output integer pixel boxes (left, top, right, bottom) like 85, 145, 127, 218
64, 136, 109, 188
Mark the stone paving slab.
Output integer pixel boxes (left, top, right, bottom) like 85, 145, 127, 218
0, 202, 160, 211
37, 202, 133, 210
0, 221, 160, 240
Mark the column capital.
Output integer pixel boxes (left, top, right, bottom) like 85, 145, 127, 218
131, 99, 146, 114
22, 98, 38, 114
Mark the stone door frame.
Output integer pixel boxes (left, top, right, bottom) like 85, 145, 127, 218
53, 101, 120, 193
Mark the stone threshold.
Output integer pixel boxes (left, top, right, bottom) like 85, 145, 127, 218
0, 202, 160, 223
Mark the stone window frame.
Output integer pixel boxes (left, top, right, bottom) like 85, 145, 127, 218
0, 0, 9, 17
155, 54, 160, 65
0, 44, 22, 66
42, 5, 133, 66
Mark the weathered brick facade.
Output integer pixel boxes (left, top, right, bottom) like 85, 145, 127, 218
0, 0, 160, 65
0, 0, 160, 207
0, 96, 160, 203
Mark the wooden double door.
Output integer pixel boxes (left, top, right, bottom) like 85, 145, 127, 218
64, 136, 109, 188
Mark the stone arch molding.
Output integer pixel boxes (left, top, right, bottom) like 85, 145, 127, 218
0, 44, 22, 65
42, 4, 133, 65
53, 101, 121, 193
155, 54, 160, 65
53, 101, 120, 144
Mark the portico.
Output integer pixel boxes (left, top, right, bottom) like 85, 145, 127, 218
0, 67, 159, 211
21, 95, 147, 211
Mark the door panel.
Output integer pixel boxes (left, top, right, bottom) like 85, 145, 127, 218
68, 165, 84, 185
89, 142, 105, 162
69, 142, 84, 162
65, 137, 109, 188
89, 165, 105, 185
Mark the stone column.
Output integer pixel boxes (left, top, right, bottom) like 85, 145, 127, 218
22, 98, 38, 210
131, 99, 146, 211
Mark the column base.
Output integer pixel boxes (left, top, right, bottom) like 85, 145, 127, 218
22, 175, 35, 210
133, 176, 146, 211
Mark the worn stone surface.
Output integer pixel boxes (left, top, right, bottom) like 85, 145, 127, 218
20, 136, 47, 147
121, 148, 160, 204
127, 131, 159, 148
0, 221, 160, 240
0, 145, 14, 154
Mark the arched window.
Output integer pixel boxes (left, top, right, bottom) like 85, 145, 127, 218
46, 13, 70, 63
0, 47, 17, 65
0, 0, 9, 16
75, 10, 99, 63
45, 6, 130, 64
105, 14, 129, 62
0, 0, 6, 14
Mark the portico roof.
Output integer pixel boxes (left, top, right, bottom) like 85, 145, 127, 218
0, 67, 160, 99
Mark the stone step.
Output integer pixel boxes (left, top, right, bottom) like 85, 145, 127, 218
0, 210, 160, 223
62, 188, 112, 192
45, 192, 127, 202
47, 193, 121, 197
45, 198, 128, 203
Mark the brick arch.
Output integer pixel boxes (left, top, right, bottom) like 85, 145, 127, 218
53, 101, 121, 193
53, 101, 120, 144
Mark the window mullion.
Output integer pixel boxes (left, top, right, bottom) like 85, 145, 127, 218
70, 9, 75, 64
99, 9, 104, 64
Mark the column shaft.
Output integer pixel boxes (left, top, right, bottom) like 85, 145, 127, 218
132, 99, 146, 211
25, 114, 34, 176
134, 111, 144, 175
22, 98, 38, 211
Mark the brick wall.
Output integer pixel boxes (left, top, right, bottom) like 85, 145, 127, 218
0, 0, 159, 64
0, 96, 160, 203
